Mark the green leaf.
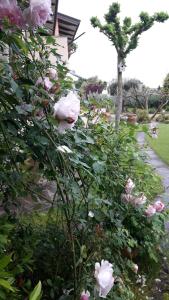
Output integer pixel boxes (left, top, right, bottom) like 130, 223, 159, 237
0, 279, 15, 292
0, 255, 12, 270
80, 245, 87, 259
93, 161, 105, 173
29, 281, 42, 300
10, 35, 28, 55
0, 289, 6, 299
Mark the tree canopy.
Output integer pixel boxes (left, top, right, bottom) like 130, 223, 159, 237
91, 3, 169, 60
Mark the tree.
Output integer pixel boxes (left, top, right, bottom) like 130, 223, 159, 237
109, 78, 155, 112
91, 3, 169, 129
80, 76, 107, 98
150, 74, 169, 120
163, 73, 169, 95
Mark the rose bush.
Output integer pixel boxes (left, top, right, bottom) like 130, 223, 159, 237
0, 1, 168, 300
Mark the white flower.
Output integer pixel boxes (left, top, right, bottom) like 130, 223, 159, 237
149, 122, 157, 130
132, 263, 138, 274
149, 122, 158, 139
88, 211, 94, 218
145, 205, 156, 217
54, 91, 80, 133
47, 68, 58, 80
100, 108, 106, 113
151, 133, 158, 139
94, 260, 114, 298
81, 116, 88, 128
155, 278, 161, 283
125, 178, 135, 194
57, 145, 72, 154
134, 194, 147, 206
121, 193, 136, 204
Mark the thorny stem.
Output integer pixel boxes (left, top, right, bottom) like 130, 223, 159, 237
46, 152, 78, 298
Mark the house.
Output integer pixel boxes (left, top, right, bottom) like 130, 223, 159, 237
0, 1, 80, 64
46, 0, 80, 62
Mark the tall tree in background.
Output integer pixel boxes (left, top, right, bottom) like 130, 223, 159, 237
150, 74, 169, 120
163, 73, 169, 95
91, 3, 169, 129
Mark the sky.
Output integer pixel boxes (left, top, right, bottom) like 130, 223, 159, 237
58, 0, 169, 88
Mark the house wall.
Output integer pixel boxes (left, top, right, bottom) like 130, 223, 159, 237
34, 36, 69, 66
52, 36, 69, 63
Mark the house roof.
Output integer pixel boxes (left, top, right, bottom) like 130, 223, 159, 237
57, 12, 80, 46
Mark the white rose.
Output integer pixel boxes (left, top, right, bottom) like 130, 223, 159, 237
47, 68, 58, 80
88, 211, 94, 218
134, 194, 147, 206
57, 145, 72, 154
132, 263, 138, 273
125, 178, 135, 194
54, 91, 80, 133
94, 260, 114, 298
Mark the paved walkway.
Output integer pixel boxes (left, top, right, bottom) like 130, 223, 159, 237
137, 132, 169, 300
137, 132, 169, 203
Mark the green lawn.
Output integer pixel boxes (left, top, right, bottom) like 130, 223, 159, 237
147, 123, 169, 165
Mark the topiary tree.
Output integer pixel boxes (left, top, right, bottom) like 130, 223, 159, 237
91, 3, 169, 129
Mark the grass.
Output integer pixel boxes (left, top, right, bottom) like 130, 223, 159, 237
146, 123, 169, 165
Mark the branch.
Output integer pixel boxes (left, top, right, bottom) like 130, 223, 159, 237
150, 99, 169, 121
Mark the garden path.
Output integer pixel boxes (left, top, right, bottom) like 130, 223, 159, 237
137, 132, 169, 300
137, 132, 169, 203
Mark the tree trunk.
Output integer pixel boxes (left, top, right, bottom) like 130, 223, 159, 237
145, 96, 149, 113
115, 54, 123, 130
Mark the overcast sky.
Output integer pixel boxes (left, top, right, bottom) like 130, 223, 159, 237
58, 0, 169, 88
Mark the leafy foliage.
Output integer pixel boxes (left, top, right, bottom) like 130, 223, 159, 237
91, 2, 169, 59
0, 6, 167, 300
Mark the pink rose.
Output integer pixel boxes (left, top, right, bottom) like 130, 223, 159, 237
80, 291, 90, 300
153, 200, 165, 212
36, 77, 53, 91
0, 0, 24, 28
24, 0, 52, 28
145, 205, 156, 217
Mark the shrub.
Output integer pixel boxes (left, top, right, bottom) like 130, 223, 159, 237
136, 109, 149, 123
148, 107, 156, 114
7, 122, 165, 300
165, 105, 169, 112
0, 4, 166, 300
156, 114, 169, 123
